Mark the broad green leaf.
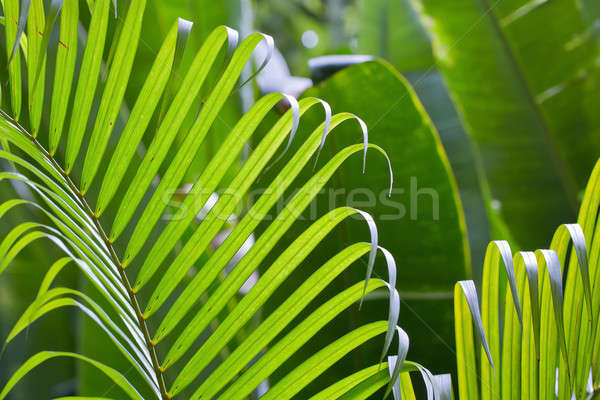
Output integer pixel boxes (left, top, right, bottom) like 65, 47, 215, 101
358, 0, 433, 71
303, 60, 468, 292
412, 0, 600, 247
301, 59, 468, 377
358, 0, 493, 283
405, 69, 494, 284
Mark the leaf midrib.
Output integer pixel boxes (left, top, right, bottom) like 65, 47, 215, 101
478, 0, 579, 213
0, 109, 169, 400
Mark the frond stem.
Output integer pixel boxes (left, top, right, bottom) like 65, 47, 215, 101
1, 110, 169, 399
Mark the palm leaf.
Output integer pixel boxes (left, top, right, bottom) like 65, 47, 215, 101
454, 158, 600, 399
0, 1, 439, 398
412, 0, 600, 249
356, 0, 495, 284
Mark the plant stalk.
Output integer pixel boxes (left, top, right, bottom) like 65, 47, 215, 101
1, 110, 170, 399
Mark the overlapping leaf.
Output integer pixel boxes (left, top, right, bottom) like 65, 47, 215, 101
0, 1, 432, 398
454, 159, 600, 399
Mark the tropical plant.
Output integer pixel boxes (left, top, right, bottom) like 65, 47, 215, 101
296, 59, 469, 377
352, 0, 600, 379
454, 158, 600, 399
0, 0, 447, 398
357, 0, 493, 275
411, 0, 600, 250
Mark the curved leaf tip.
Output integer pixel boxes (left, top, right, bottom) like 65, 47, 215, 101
351, 209, 378, 303
378, 246, 400, 364
385, 328, 409, 399
537, 248, 571, 382
282, 94, 300, 150
238, 31, 273, 90
561, 223, 592, 324
312, 98, 333, 171
492, 240, 522, 325
352, 114, 369, 173
458, 280, 494, 372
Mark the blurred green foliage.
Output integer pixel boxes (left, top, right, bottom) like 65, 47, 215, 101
2, 0, 599, 398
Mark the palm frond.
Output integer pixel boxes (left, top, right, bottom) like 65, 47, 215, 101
0, 1, 440, 398
455, 158, 600, 399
